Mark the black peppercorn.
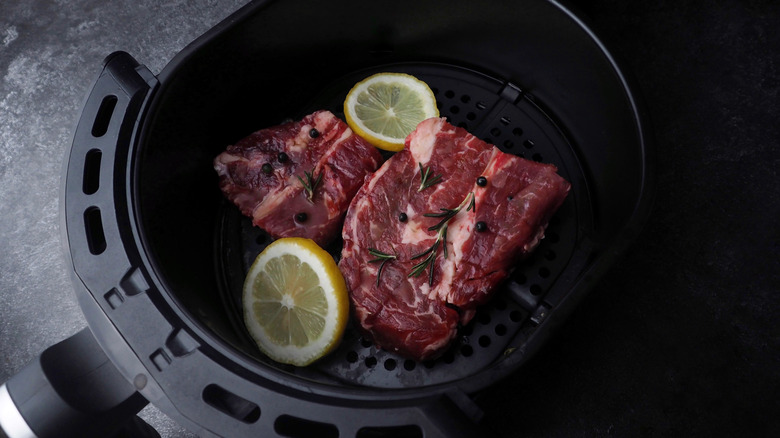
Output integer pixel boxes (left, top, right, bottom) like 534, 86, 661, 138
476, 176, 487, 187
261, 163, 273, 174
277, 152, 289, 163
475, 221, 487, 232
399, 212, 408, 222
294, 212, 308, 223
309, 128, 319, 138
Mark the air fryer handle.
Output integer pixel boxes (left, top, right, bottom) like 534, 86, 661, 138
0, 328, 152, 438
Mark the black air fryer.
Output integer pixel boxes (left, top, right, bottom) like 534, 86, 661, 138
0, 1, 653, 437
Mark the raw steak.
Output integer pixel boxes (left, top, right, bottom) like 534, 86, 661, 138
214, 110, 383, 246
339, 117, 570, 360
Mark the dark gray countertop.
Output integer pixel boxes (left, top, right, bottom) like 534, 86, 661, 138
0, 1, 245, 436
1, 0, 778, 437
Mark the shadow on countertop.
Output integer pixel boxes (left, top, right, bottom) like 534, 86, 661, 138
478, 1, 780, 436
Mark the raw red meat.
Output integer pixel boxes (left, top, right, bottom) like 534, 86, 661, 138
339, 117, 570, 360
214, 110, 383, 246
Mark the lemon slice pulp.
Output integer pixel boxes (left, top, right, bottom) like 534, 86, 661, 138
243, 237, 348, 366
344, 72, 439, 152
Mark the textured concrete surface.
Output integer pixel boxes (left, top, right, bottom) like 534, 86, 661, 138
0, 1, 245, 436
1, 0, 778, 437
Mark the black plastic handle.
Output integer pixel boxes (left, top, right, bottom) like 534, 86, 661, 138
0, 328, 156, 438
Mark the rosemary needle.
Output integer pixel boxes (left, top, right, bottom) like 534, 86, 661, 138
418, 162, 442, 192
368, 248, 397, 287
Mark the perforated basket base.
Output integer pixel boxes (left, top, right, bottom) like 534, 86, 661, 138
216, 62, 589, 389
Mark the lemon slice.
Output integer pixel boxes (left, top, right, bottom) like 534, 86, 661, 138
243, 237, 348, 366
344, 72, 439, 152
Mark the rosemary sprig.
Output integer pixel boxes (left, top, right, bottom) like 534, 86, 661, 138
297, 168, 322, 202
422, 191, 476, 231
368, 248, 397, 286
409, 225, 446, 285
408, 192, 475, 285
418, 162, 442, 192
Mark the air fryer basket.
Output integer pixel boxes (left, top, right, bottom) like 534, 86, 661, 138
62, 0, 653, 436
216, 62, 589, 388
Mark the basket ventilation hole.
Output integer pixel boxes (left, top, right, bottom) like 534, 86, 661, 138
274, 415, 338, 438
82, 149, 101, 195
202, 384, 260, 424
91, 94, 117, 137
358, 425, 423, 438
83, 206, 106, 255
